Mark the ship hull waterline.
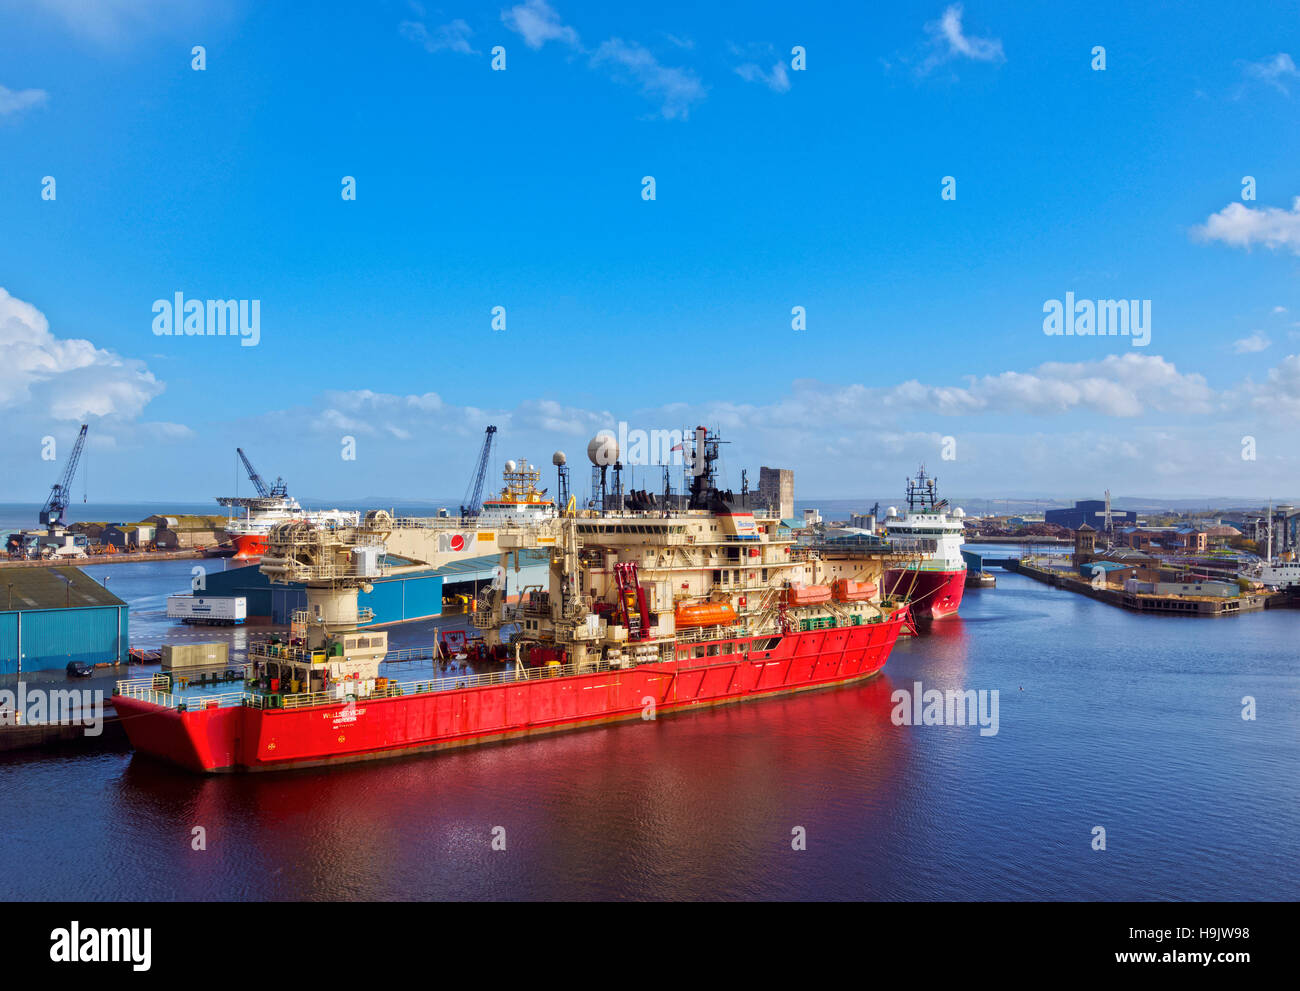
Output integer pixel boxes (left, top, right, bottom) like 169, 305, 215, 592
115, 616, 906, 773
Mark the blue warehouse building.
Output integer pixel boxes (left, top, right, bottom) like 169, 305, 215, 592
0, 566, 129, 675
195, 551, 549, 626
201, 559, 445, 625
1045, 499, 1139, 531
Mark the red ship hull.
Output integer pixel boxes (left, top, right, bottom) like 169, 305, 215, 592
228, 533, 268, 559
883, 568, 966, 619
115, 615, 906, 773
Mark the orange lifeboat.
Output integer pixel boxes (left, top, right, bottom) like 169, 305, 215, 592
784, 584, 832, 606
832, 579, 877, 602
675, 602, 738, 628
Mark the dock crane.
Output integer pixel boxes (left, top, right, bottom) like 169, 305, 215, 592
460, 425, 497, 518
237, 448, 288, 498
39, 424, 88, 527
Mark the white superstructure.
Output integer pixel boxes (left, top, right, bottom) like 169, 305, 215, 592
883, 469, 967, 572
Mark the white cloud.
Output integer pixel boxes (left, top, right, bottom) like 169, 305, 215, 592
239, 348, 1300, 499
1245, 353, 1300, 416
1234, 333, 1271, 353
0, 287, 166, 420
590, 38, 706, 119
1240, 53, 1298, 95
1273, 305, 1288, 314
921, 3, 1004, 73
735, 61, 791, 93
501, 0, 579, 50
400, 19, 476, 55
1192, 197, 1300, 253
5, 0, 218, 46
0, 84, 48, 118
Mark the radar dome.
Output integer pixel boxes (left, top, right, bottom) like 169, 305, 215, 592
926, 478, 935, 488
953, 507, 966, 518
504, 460, 516, 473
886, 506, 899, 518
553, 451, 566, 466
587, 432, 619, 466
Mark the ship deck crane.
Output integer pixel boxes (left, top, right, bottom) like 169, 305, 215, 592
460, 425, 497, 518
39, 424, 88, 528
237, 447, 287, 498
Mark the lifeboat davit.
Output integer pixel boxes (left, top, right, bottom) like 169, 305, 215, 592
784, 584, 832, 606
832, 579, 877, 602
674, 602, 738, 628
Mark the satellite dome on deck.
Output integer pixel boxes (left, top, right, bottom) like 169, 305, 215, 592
886, 506, 899, 517
587, 433, 619, 466
553, 451, 566, 466
953, 507, 966, 518
504, 460, 516, 472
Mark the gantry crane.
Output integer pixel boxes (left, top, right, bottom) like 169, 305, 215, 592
460, 425, 497, 518
39, 424, 88, 527
237, 447, 288, 498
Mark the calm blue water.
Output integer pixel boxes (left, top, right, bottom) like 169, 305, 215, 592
1, 556, 1296, 900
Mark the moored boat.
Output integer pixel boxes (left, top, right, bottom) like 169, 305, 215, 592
117, 429, 912, 773
882, 467, 968, 618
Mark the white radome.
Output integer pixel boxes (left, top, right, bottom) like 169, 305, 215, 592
953, 507, 966, 518
587, 433, 619, 466
504, 460, 517, 473
887, 506, 899, 518
553, 451, 566, 466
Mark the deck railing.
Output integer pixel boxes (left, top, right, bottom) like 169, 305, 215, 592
115, 657, 634, 712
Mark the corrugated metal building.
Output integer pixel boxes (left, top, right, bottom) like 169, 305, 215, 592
196, 551, 550, 626
200, 561, 447, 625
0, 566, 129, 675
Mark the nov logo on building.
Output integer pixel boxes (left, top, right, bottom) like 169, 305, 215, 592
438, 533, 474, 553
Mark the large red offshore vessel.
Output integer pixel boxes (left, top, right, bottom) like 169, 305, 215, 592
116, 430, 911, 773
881, 468, 967, 619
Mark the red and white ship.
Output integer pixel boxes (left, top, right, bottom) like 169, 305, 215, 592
116, 428, 909, 773
219, 496, 360, 559
216, 448, 358, 559
882, 467, 967, 619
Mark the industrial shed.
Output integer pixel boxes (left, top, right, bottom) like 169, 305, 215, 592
147, 515, 230, 549
192, 551, 550, 626
200, 560, 447, 625
0, 566, 129, 675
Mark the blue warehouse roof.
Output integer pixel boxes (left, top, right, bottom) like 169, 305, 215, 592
0, 566, 125, 612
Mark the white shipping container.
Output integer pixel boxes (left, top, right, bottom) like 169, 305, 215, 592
166, 594, 247, 625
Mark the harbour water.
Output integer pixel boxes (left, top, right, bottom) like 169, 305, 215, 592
1, 550, 1296, 901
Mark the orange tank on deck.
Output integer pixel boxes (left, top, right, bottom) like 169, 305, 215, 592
784, 584, 832, 606
832, 579, 877, 602
674, 602, 738, 628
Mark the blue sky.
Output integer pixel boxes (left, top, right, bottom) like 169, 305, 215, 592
2, 0, 1300, 505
